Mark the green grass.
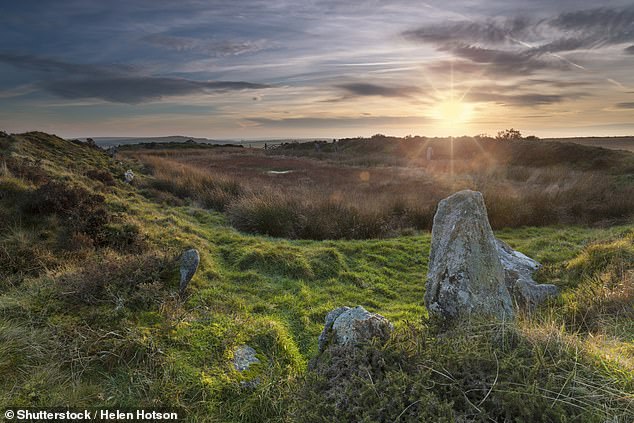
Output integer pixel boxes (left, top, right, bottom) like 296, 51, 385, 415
0, 132, 632, 421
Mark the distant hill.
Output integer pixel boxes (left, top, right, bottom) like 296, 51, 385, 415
541, 136, 634, 152
84, 135, 239, 147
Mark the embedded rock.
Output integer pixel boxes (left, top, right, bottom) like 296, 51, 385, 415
179, 248, 200, 295
124, 169, 134, 183
424, 190, 514, 321
233, 345, 260, 371
496, 239, 558, 309
318, 306, 351, 352
318, 306, 392, 352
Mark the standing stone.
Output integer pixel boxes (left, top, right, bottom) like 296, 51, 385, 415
179, 248, 200, 296
425, 190, 514, 321
318, 305, 393, 353
496, 239, 558, 309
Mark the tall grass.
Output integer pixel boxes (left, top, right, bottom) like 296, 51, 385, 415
141, 155, 242, 211
124, 145, 634, 240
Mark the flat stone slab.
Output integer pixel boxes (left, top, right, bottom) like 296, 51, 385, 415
233, 345, 260, 371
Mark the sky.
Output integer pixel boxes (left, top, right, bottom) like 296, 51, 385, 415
1, 0, 634, 139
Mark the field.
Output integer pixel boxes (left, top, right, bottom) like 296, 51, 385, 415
121, 136, 634, 239
0, 132, 633, 422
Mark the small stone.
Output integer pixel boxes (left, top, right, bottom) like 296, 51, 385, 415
124, 169, 134, 183
179, 248, 200, 295
233, 345, 260, 371
318, 306, 393, 352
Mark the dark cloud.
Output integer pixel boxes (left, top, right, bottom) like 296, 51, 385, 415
403, 17, 532, 45
615, 102, 634, 109
404, 6, 634, 76
465, 92, 568, 106
525, 79, 594, 88
247, 115, 428, 128
551, 6, 634, 45
41, 77, 268, 103
0, 52, 268, 103
625, 45, 634, 54
0, 52, 135, 76
439, 44, 564, 74
336, 83, 421, 98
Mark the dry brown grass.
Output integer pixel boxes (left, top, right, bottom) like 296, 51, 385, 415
122, 143, 634, 239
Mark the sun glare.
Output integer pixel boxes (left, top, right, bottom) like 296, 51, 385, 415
435, 98, 473, 125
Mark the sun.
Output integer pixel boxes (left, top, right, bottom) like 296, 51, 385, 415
435, 98, 473, 125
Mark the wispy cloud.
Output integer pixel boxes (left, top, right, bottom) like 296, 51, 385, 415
246, 115, 428, 128
142, 34, 269, 56
615, 102, 634, 109
404, 6, 634, 76
0, 52, 268, 103
465, 92, 583, 107
336, 83, 422, 98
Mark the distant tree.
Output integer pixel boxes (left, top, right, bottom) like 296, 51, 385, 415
474, 133, 492, 140
371, 133, 387, 139
495, 128, 522, 141
525, 135, 540, 141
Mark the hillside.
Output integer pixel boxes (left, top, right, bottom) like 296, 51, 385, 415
0, 132, 632, 421
542, 136, 634, 153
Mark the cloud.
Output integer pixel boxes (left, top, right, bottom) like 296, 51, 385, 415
437, 44, 563, 74
0, 52, 268, 103
465, 92, 573, 106
403, 17, 532, 45
615, 102, 634, 109
550, 6, 634, 45
404, 6, 634, 76
625, 45, 634, 54
142, 34, 268, 56
41, 77, 269, 103
0, 52, 135, 76
246, 115, 428, 128
525, 79, 594, 88
336, 83, 422, 98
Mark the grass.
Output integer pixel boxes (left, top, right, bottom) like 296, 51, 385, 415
0, 131, 632, 421
122, 136, 634, 240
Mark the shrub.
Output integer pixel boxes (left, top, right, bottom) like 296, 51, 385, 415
227, 193, 304, 238
57, 252, 175, 308
86, 168, 115, 186
21, 181, 112, 245
0, 225, 58, 286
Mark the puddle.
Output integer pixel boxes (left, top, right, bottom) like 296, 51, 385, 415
266, 170, 294, 174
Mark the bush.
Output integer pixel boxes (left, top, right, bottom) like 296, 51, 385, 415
21, 181, 112, 245
0, 226, 57, 285
5, 157, 50, 184
86, 168, 115, 186
227, 194, 304, 238
57, 252, 175, 308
